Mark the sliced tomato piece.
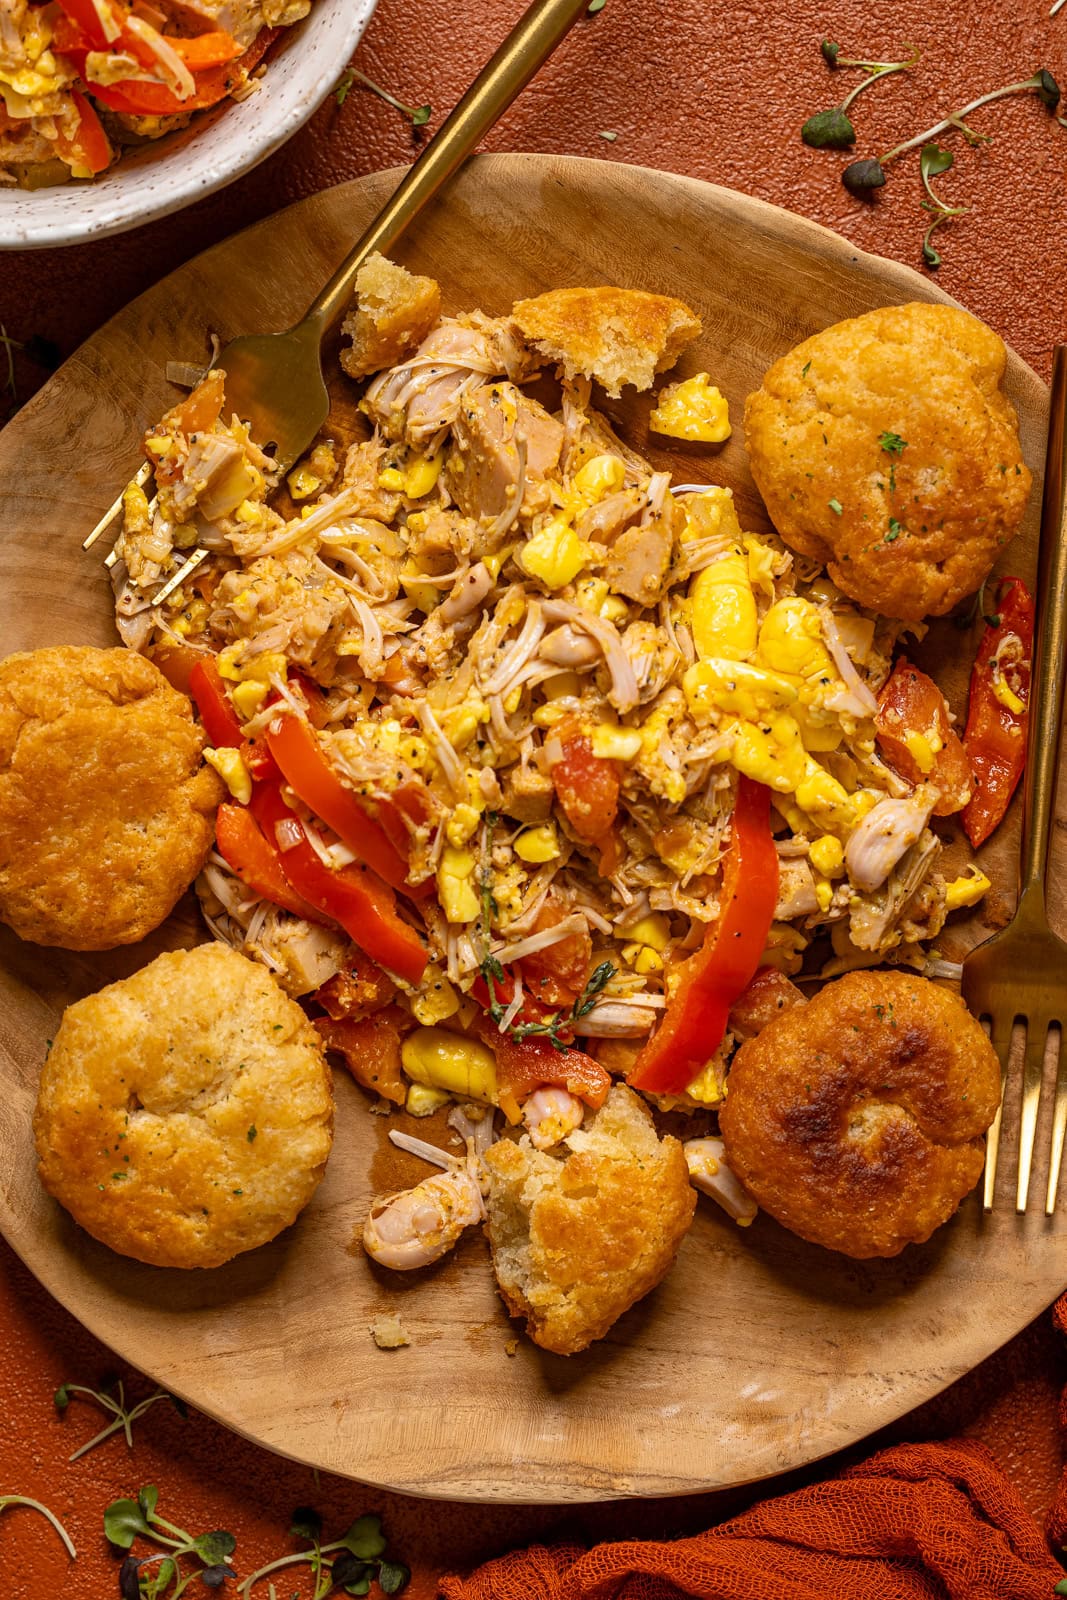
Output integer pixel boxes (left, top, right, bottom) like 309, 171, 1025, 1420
313, 960, 397, 1021
316, 1007, 410, 1106
519, 900, 592, 1008
171, 28, 242, 67
88, 26, 277, 114
551, 726, 620, 843
473, 1018, 610, 1121
875, 658, 973, 817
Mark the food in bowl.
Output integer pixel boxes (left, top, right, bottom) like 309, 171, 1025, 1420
0, 0, 309, 185
15, 269, 1027, 1349
33, 942, 334, 1268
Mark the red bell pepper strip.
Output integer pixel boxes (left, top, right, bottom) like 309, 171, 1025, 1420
250, 783, 427, 985
189, 656, 243, 748
960, 577, 1034, 849
265, 713, 425, 896
214, 802, 325, 923
53, 0, 120, 49
628, 778, 779, 1096
84, 27, 276, 115
54, 91, 112, 173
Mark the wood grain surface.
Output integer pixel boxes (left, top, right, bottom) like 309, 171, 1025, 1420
0, 154, 1061, 1504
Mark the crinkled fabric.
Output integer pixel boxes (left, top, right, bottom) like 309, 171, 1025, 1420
442, 1439, 1064, 1600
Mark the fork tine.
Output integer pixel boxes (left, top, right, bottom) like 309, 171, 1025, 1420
1017, 1020, 1049, 1213
1046, 1029, 1067, 1215
983, 1016, 1014, 1212
83, 461, 151, 551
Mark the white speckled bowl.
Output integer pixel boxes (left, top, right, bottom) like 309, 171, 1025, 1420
0, 0, 377, 250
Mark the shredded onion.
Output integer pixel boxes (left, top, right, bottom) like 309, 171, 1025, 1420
274, 817, 304, 853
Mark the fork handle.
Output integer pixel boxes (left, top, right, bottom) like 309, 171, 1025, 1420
299, 0, 591, 336
1020, 345, 1067, 898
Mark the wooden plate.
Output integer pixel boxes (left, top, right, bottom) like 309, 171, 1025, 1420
0, 155, 1061, 1504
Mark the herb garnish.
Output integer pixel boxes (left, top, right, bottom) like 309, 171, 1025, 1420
334, 67, 431, 125
105, 1486, 235, 1598
55, 1379, 184, 1463
828, 498, 843, 516
477, 816, 616, 1048
238, 1509, 407, 1599
0, 1496, 77, 1559
802, 41, 920, 149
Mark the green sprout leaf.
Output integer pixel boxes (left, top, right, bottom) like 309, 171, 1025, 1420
820, 38, 840, 67
138, 1486, 160, 1523
104, 1496, 154, 1550
193, 1531, 237, 1565
340, 1515, 387, 1561
378, 1560, 410, 1595
801, 107, 856, 149
54, 1383, 72, 1413
1036, 67, 1061, 110
290, 1507, 323, 1544
919, 142, 953, 181
842, 157, 887, 192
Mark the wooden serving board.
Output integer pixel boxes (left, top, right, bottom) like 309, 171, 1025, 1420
0, 155, 1062, 1504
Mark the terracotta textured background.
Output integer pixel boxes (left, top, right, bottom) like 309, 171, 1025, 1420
2, 0, 1067, 1594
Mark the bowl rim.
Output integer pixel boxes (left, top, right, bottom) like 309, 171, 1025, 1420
0, 0, 378, 251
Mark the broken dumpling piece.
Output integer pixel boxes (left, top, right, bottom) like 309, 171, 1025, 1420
483, 1084, 696, 1355
511, 286, 702, 398
743, 303, 1031, 621
340, 253, 442, 381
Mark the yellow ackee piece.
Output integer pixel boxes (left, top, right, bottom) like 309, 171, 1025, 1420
684, 1057, 725, 1107
440, 699, 488, 751
217, 645, 288, 684
744, 533, 779, 599
377, 467, 405, 491
591, 724, 643, 760
944, 866, 992, 912
203, 746, 252, 805
809, 834, 844, 877
230, 679, 268, 720
992, 667, 1025, 715
649, 373, 731, 442
144, 435, 171, 458
515, 824, 561, 864
690, 549, 758, 661
757, 597, 835, 685
573, 574, 628, 622
405, 1083, 452, 1117
410, 967, 461, 1025
683, 658, 797, 723
403, 451, 445, 499
632, 946, 664, 974
446, 804, 482, 848
437, 847, 480, 923
681, 485, 743, 544
731, 713, 809, 792
287, 463, 323, 501
573, 453, 626, 501
123, 481, 151, 523
399, 559, 442, 616
522, 517, 595, 589
903, 729, 941, 773
814, 878, 834, 913
627, 913, 671, 951
401, 1027, 498, 1104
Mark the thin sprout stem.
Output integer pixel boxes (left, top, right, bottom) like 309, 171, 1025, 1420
839, 61, 911, 114
68, 1413, 127, 1462
0, 1496, 77, 1559
880, 73, 1044, 163
1052, 0, 1066, 15
347, 67, 420, 119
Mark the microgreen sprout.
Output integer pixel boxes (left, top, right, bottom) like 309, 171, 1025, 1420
334, 67, 431, 125
105, 1487, 236, 1599
55, 1379, 183, 1463
0, 1495, 77, 1559
802, 41, 920, 149
842, 69, 1062, 193
587, 0, 607, 12
916, 143, 968, 268
237, 1510, 408, 1600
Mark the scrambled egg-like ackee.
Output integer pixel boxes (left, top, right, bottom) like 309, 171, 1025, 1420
112, 269, 988, 1123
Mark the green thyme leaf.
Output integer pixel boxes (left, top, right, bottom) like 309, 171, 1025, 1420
801, 107, 856, 149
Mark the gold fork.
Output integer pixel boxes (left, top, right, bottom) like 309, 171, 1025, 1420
83, 0, 590, 566
961, 345, 1067, 1215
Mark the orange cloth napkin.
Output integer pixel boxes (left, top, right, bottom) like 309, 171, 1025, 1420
444, 1430, 1066, 1600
